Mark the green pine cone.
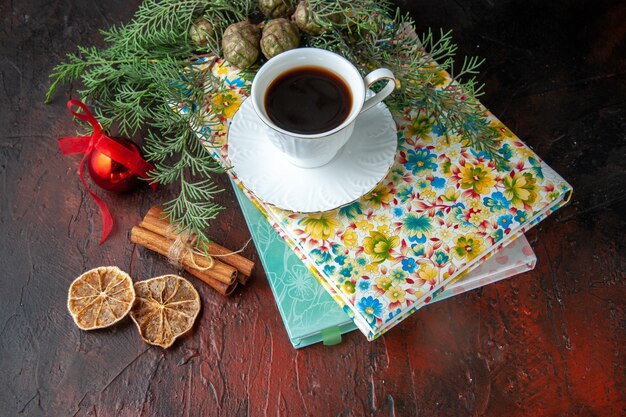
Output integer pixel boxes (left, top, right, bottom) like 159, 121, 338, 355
258, 0, 295, 19
293, 0, 326, 35
189, 17, 215, 48
260, 18, 300, 60
222, 21, 261, 69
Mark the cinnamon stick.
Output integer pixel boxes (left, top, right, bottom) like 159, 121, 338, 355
130, 226, 238, 286
183, 266, 238, 296
143, 206, 255, 277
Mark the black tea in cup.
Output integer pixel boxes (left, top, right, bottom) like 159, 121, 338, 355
264, 66, 352, 135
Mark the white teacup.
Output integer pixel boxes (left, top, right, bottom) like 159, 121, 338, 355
250, 48, 395, 168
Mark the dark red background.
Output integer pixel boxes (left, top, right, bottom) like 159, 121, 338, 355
1, 0, 625, 416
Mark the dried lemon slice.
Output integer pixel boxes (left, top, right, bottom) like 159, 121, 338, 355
130, 275, 201, 349
67, 266, 136, 330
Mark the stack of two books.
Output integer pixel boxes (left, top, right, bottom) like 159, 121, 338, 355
234, 183, 538, 348
189, 58, 572, 348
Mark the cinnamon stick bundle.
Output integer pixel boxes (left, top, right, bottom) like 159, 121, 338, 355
130, 206, 255, 296
142, 206, 255, 278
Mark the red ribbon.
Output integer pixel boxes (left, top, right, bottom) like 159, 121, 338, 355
58, 100, 156, 244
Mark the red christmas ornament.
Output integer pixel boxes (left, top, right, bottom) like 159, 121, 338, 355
87, 137, 141, 192
57, 100, 157, 243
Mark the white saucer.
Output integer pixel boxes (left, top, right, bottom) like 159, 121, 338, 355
228, 98, 397, 213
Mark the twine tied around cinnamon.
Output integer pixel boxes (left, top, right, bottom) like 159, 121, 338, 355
166, 226, 251, 272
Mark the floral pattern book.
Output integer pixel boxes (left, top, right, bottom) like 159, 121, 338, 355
234, 179, 536, 348
186, 58, 573, 341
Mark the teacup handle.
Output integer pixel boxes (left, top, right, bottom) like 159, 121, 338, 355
361, 68, 396, 113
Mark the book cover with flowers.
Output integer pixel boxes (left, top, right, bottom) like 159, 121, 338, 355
188, 58, 572, 340
233, 180, 537, 348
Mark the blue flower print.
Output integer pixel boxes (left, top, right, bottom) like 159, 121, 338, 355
390, 268, 407, 282
483, 191, 511, 212
497, 214, 513, 229
433, 251, 450, 266
402, 212, 433, 242
430, 176, 445, 189
470, 148, 492, 161
529, 157, 544, 179
224, 76, 246, 88
403, 148, 437, 174
514, 210, 528, 224
338, 264, 355, 279
492, 229, 503, 242
433, 123, 446, 136
411, 244, 425, 257
334, 254, 347, 266
310, 248, 331, 264
358, 280, 370, 291
331, 243, 344, 256
407, 234, 427, 244
499, 143, 513, 160
355, 257, 368, 268
401, 258, 417, 273
357, 296, 383, 323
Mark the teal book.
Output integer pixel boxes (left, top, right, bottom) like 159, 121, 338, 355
232, 181, 357, 348
232, 181, 537, 348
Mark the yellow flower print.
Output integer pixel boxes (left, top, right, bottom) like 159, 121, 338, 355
447, 146, 461, 158
422, 68, 449, 88
459, 163, 496, 195
365, 184, 394, 207
365, 263, 380, 273
363, 230, 400, 263
420, 188, 437, 202
469, 209, 487, 225
489, 120, 516, 140
518, 147, 536, 159
503, 172, 538, 208
211, 91, 242, 119
342, 229, 358, 249
375, 275, 393, 292
386, 286, 406, 303
405, 114, 434, 142
373, 213, 390, 224
443, 187, 460, 202
434, 142, 446, 153
299, 212, 341, 240
215, 61, 230, 75
467, 198, 482, 210
376, 224, 391, 235
343, 281, 356, 294
548, 191, 561, 201
417, 264, 438, 285
355, 219, 374, 233
452, 234, 485, 261
439, 227, 454, 241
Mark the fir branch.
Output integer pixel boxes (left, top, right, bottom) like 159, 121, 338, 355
142, 63, 227, 248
